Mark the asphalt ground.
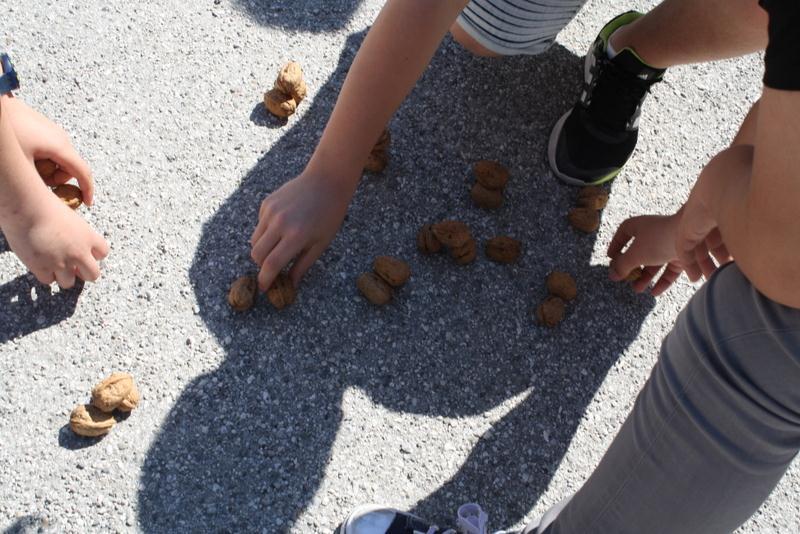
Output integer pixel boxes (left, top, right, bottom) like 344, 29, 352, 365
2, 0, 795, 532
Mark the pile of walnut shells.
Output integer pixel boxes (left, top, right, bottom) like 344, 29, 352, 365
536, 271, 578, 327
228, 272, 296, 312
69, 372, 140, 438
264, 62, 308, 119
357, 256, 411, 306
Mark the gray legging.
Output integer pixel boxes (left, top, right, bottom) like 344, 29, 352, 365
529, 263, 800, 534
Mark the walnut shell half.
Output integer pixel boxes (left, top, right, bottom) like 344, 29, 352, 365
91, 372, 136, 412
625, 267, 644, 282
228, 275, 257, 312
70, 404, 116, 437
35, 159, 59, 180
470, 183, 503, 210
117, 382, 140, 412
52, 184, 83, 210
364, 149, 388, 173
451, 238, 477, 265
473, 160, 509, 190
357, 272, 393, 306
267, 273, 296, 310
568, 207, 600, 233
536, 296, 566, 327
417, 224, 442, 254
546, 271, 577, 301
485, 236, 521, 264
264, 88, 297, 118
432, 220, 472, 248
373, 256, 411, 287
577, 186, 609, 210
274, 61, 307, 103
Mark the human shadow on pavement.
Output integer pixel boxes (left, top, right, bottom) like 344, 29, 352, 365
0, 273, 82, 345
231, 0, 362, 33
138, 31, 655, 532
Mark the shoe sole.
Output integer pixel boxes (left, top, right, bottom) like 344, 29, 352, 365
336, 504, 421, 534
548, 109, 622, 187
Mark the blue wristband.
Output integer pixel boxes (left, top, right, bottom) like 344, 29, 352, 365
0, 54, 20, 95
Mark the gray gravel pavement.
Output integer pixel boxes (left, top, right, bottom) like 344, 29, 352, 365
2, 0, 795, 532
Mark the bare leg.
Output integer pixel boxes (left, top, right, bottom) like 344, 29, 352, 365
611, 0, 768, 69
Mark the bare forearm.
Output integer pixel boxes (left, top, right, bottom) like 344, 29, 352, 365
306, 0, 467, 187
0, 97, 44, 225
705, 91, 800, 307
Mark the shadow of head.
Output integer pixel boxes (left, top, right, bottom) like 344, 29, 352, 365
0, 275, 83, 344
2, 515, 51, 534
138, 30, 655, 532
231, 0, 363, 32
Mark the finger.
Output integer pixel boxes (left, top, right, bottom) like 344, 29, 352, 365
250, 202, 273, 245
631, 265, 661, 293
705, 230, 732, 265
75, 256, 101, 282
251, 227, 281, 267
676, 240, 702, 282
43, 145, 94, 206
607, 220, 634, 259
257, 239, 298, 291
289, 244, 325, 288
55, 267, 77, 289
609, 243, 642, 282
695, 245, 718, 279
92, 236, 110, 260
31, 269, 56, 286
652, 263, 683, 297
43, 169, 72, 187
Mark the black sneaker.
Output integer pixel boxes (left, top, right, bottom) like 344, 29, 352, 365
337, 503, 517, 534
548, 11, 666, 186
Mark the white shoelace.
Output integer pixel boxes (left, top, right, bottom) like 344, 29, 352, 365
426, 503, 489, 534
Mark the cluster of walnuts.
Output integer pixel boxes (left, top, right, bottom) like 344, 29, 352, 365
228, 272, 296, 312
567, 186, 609, 233
417, 221, 477, 265
36, 159, 84, 210
69, 372, 140, 437
264, 62, 308, 119
536, 271, 578, 327
357, 256, 411, 306
470, 160, 509, 210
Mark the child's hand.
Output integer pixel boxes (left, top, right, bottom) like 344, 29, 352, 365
1, 165, 109, 288
250, 172, 353, 290
1, 95, 94, 205
607, 213, 683, 296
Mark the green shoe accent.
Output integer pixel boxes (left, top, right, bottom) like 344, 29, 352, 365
597, 11, 664, 75
585, 168, 622, 186
597, 11, 643, 46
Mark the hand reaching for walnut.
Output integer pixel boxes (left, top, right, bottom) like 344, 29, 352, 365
250, 171, 353, 291
2, 174, 109, 288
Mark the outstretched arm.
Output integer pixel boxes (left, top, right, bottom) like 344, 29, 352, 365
250, 0, 468, 290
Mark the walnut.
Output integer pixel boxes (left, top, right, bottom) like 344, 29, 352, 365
625, 267, 644, 282
266, 273, 296, 310
473, 160, 509, 191
228, 275, 257, 312
536, 296, 566, 327
432, 220, 472, 248
91, 372, 137, 412
274, 61, 307, 103
70, 404, 116, 437
373, 256, 411, 287
485, 236, 521, 264
546, 271, 577, 301
264, 88, 297, 118
365, 129, 390, 173
470, 183, 503, 210
417, 224, 442, 254
264, 62, 308, 119
568, 207, 600, 233
451, 238, 477, 265
35, 159, 58, 180
52, 184, 83, 210
118, 382, 140, 412
357, 272, 393, 305
577, 186, 609, 210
